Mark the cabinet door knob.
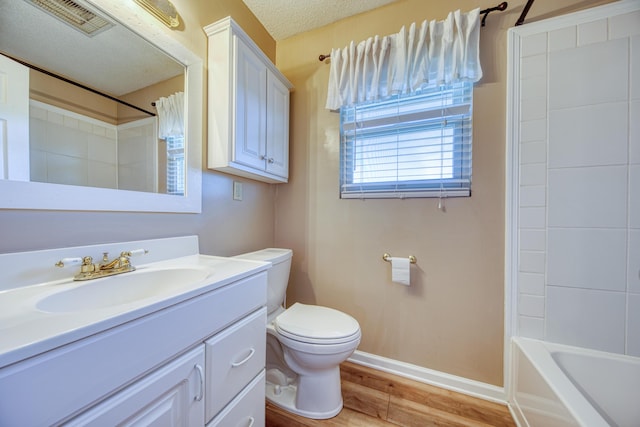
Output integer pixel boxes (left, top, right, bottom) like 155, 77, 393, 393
267, 157, 275, 164
259, 155, 267, 160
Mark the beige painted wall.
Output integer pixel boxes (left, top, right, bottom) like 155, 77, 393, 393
274, 0, 614, 386
0, 0, 276, 257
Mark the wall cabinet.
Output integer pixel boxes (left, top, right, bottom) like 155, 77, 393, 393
205, 17, 293, 184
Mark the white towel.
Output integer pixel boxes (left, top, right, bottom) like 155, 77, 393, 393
391, 257, 410, 286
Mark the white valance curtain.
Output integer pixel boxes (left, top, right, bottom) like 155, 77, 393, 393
325, 8, 482, 110
154, 91, 184, 139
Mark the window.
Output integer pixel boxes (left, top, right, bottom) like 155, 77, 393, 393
165, 135, 185, 195
340, 81, 473, 199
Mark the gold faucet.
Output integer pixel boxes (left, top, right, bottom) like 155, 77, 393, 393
56, 249, 148, 281
99, 252, 131, 271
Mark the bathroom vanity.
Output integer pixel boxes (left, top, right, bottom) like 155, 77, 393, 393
0, 236, 268, 426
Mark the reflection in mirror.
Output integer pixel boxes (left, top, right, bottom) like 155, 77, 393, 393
0, 0, 185, 195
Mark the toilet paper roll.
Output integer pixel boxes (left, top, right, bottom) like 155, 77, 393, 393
390, 257, 410, 286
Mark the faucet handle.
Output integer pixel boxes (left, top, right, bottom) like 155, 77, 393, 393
55, 257, 84, 268
56, 256, 95, 275
122, 249, 148, 257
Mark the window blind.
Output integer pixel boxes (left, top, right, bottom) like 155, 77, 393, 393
340, 82, 473, 199
166, 135, 185, 195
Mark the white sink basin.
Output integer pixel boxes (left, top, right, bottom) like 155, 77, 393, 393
36, 267, 211, 313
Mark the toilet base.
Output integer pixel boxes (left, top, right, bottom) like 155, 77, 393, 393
265, 368, 343, 419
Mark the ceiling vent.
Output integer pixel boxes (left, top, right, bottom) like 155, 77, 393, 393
25, 0, 113, 36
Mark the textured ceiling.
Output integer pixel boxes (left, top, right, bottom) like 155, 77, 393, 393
242, 0, 398, 41
0, 0, 183, 96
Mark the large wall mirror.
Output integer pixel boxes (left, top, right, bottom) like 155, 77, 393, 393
0, 0, 202, 212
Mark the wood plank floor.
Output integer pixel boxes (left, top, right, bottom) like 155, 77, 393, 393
266, 362, 516, 427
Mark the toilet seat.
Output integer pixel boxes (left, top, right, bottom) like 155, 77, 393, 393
274, 303, 361, 345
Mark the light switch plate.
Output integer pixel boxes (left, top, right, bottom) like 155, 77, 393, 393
233, 181, 243, 201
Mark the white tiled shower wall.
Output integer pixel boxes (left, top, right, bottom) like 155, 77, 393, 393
517, 9, 640, 356
115, 118, 158, 193
29, 102, 157, 192
30, 102, 118, 188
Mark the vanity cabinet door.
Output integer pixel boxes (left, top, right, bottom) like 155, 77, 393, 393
205, 307, 267, 423
67, 345, 205, 427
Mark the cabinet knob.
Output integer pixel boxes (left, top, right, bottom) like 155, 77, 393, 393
259, 155, 267, 160
267, 157, 275, 164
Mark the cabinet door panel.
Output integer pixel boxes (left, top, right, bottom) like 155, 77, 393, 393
265, 72, 290, 179
234, 37, 267, 171
67, 346, 205, 427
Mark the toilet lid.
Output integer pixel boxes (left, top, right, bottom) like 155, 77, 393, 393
274, 303, 360, 344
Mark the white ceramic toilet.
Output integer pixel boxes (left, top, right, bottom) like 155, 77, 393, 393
234, 248, 361, 419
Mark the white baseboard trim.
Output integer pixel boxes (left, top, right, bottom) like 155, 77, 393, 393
347, 350, 507, 405
509, 401, 528, 427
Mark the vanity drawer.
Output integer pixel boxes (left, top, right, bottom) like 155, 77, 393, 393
205, 307, 266, 422
206, 370, 265, 427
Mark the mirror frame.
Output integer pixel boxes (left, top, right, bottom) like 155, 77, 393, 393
0, 0, 202, 213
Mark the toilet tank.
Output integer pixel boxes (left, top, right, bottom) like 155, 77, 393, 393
233, 248, 292, 316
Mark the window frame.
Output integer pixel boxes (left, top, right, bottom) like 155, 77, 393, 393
339, 81, 473, 199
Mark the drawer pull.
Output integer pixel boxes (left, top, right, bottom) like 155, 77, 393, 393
231, 348, 255, 368
194, 364, 204, 401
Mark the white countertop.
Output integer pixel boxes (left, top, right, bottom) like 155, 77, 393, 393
0, 254, 269, 369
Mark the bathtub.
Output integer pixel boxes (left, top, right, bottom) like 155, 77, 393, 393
509, 337, 640, 427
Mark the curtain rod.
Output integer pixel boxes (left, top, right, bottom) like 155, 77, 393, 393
318, 2, 508, 62
515, 0, 534, 26
1, 52, 156, 117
